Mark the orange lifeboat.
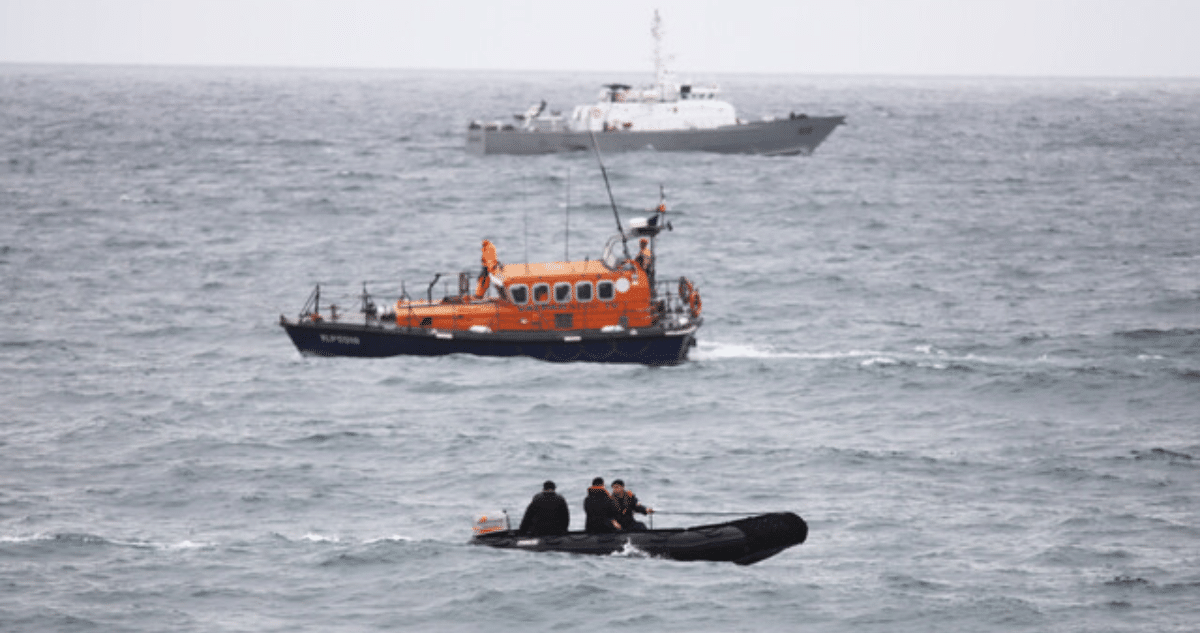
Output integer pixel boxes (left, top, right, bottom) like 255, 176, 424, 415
280, 193, 702, 365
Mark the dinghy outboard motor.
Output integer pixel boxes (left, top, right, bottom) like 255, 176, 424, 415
473, 511, 509, 536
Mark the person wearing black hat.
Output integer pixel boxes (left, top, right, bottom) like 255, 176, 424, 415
518, 480, 570, 536
611, 479, 653, 531
584, 477, 622, 533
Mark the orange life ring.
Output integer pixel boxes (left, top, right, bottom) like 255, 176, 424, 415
678, 277, 693, 302
678, 277, 701, 318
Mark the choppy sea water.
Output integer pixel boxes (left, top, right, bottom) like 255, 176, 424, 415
2, 64, 1198, 632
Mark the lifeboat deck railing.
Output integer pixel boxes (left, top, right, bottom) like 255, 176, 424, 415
293, 275, 697, 331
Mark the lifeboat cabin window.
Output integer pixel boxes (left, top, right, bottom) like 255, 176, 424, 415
533, 283, 550, 304
554, 282, 571, 303
597, 280, 615, 301
509, 284, 528, 305
575, 281, 593, 302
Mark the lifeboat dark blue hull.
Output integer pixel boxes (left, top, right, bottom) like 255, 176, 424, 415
472, 512, 807, 565
280, 318, 700, 366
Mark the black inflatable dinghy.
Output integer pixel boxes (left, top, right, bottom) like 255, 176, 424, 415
472, 512, 806, 565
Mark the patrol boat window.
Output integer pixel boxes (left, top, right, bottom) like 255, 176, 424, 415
533, 283, 550, 304
575, 281, 593, 302
597, 280, 615, 301
509, 284, 528, 305
554, 282, 571, 303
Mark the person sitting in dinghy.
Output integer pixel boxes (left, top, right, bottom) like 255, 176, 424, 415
611, 479, 653, 531
518, 480, 570, 536
584, 477, 622, 533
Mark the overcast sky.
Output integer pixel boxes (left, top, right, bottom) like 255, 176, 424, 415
2, 0, 1198, 77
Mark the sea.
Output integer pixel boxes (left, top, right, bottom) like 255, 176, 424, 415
2, 64, 1198, 632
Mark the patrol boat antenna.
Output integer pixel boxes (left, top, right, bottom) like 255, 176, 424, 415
652, 9, 671, 95
587, 127, 631, 261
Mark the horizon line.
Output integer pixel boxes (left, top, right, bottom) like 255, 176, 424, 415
2, 60, 1198, 82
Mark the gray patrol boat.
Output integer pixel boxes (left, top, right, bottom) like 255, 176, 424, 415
467, 12, 844, 157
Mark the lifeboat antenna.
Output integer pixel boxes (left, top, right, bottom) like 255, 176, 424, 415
564, 167, 571, 261
522, 174, 529, 273
587, 128, 632, 261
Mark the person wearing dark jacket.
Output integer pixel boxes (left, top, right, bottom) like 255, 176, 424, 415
611, 479, 653, 531
518, 480, 570, 536
583, 477, 622, 533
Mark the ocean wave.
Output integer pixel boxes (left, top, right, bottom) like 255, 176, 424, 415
0, 532, 215, 551
1104, 576, 1200, 595
290, 430, 367, 444
882, 572, 951, 592
269, 531, 419, 546
1130, 448, 1194, 462
161, 539, 214, 550
335, 170, 394, 181
1172, 368, 1200, 382
363, 534, 416, 545
408, 379, 476, 395
1114, 327, 1200, 340
300, 532, 342, 543
859, 356, 899, 367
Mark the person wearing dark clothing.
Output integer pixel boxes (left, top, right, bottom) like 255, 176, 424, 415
634, 238, 655, 286
583, 477, 622, 533
611, 479, 653, 531
518, 480, 570, 536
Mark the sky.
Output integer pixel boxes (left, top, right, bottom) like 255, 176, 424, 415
2, 0, 1198, 78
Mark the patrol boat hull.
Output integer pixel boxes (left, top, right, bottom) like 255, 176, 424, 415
280, 317, 700, 366
468, 115, 844, 156
472, 512, 807, 566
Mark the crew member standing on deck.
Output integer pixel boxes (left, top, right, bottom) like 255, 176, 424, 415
635, 238, 655, 286
584, 477, 622, 533
474, 239, 503, 299
518, 480, 570, 536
